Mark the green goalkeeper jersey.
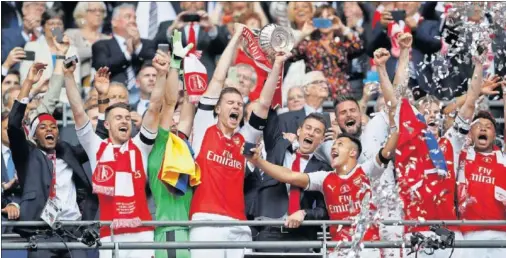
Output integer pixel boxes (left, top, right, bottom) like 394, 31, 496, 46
147, 128, 193, 232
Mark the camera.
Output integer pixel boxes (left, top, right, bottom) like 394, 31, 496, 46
64, 55, 79, 69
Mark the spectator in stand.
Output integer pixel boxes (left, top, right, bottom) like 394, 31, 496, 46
20, 8, 81, 91
3, 88, 20, 111
283, 2, 314, 90
225, 63, 258, 103
132, 62, 157, 116
1, 70, 21, 96
65, 2, 109, 87
366, 2, 442, 99
155, 2, 230, 81
238, 11, 262, 30
273, 71, 331, 136
2, 47, 24, 83
1, 2, 45, 65
1, 2, 23, 29
135, 2, 177, 40
92, 3, 156, 104
286, 86, 306, 112
291, 5, 364, 99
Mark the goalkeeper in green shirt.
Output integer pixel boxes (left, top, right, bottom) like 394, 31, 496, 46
147, 30, 195, 258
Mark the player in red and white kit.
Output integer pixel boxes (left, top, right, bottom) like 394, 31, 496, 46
246, 107, 400, 258
372, 35, 486, 258
188, 23, 290, 258
457, 110, 506, 258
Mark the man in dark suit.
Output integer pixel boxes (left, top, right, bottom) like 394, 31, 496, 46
249, 111, 331, 253
275, 71, 331, 135
1, 111, 22, 233
8, 63, 97, 258
154, 1, 229, 80
92, 3, 156, 104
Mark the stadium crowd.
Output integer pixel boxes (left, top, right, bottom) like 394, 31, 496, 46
1, 1, 505, 258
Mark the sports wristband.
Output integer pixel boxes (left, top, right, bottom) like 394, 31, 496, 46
98, 98, 110, 105
378, 147, 390, 165
56, 55, 65, 60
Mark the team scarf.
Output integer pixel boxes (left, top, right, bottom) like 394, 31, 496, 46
92, 138, 146, 229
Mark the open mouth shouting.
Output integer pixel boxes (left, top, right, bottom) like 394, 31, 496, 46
118, 125, 128, 133
331, 150, 339, 159
229, 112, 240, 124
301, 137, 314, 148
345, 119, 357, 128
45, 133, 55, 143
477, 133, 488, 145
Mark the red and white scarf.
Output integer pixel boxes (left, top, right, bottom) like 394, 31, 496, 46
92, 139, 149, 229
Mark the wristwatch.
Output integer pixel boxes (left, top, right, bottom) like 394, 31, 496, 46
98, 98, 110, 105
56, 55, 66, 60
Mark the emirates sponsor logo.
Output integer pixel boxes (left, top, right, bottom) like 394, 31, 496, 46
328, 201, 361, 214
94, 165, 114, 182
206, 150, 243, 169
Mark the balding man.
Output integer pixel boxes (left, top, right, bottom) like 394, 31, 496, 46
272, 71, 332, 135
92, 3, 156, 103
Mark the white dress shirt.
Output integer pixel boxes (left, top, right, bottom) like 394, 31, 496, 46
283, 147, 313, 193
303, 104, 323, 116
40, 150, 81, 221
136, 98, 150, 116
136, 2, 176, 39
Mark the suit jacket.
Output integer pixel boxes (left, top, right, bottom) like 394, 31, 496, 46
154, 21, 229, 80
1, 27, 26, 64
1, 153, 22, 203
91, 37, 156, 87
1, 2, 21, 30
7, 101, 98, 237
274, 108, 331, 135
246, 109, 331, 239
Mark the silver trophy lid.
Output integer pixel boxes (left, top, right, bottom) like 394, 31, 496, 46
259, 24, 295, 56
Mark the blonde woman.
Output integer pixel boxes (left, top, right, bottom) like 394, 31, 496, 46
65, 2, 109, 85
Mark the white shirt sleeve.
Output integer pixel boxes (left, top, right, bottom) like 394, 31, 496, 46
75, 119, 103, 173
239, 121, 263, 144
360, 156, 386, 180
360, 111, 389, 163
191, 96, 219, 157
305, 171, 330, 192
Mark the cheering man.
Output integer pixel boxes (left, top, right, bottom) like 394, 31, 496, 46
67, 49, 171, 258
245, 104, 399, 257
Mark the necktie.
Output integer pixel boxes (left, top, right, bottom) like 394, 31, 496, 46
148, 2, 158, 40
30, 33, 37, 41
124, 41, 137, 90
188, 23, 196, 55
288, 152, 307, 215
47, 153, 57, 199
6, 150, 15, 180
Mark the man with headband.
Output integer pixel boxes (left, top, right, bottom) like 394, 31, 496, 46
7, 62, 96, 258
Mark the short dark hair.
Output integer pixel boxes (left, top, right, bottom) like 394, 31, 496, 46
85, 104, 99, 113
473, 110, 496, 126
5, 69, 20, 80
214, 87, 243, 117
337, 133, 362, 158
334, 95, 360, 113
41, 8, 65, 27
105, 102, 131, 119
300, 113, 327, 130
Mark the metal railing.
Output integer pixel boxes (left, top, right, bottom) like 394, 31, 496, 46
3, 220, 506, 256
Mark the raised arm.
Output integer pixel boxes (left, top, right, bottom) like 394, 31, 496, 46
176, 92, 196, 138
34, 36, 71, 118
63, 59, 88, 129
376, 105, 399, 166
247, 145, 309, 189
458, 54, 484, 122
392, 33, 412, 91
142, 50, 170, 133
160, 30, 193, 131
374, 48, 396, 107
503, 87, 506, 153
254, 52, 292, 119
203, 23, 245, 99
